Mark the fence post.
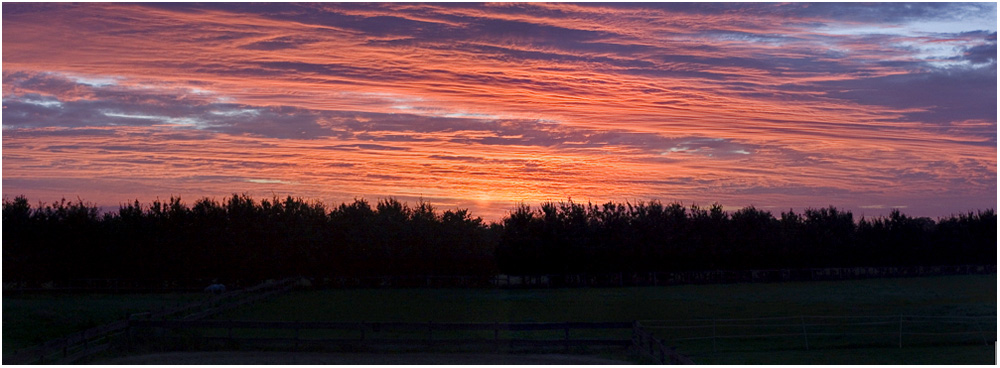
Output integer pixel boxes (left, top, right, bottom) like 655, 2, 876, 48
427, 321, 433, 343
800, 316, 809, 350
564, 323, 570, 352
639, 326, 646, 351
126, 318, 132, 351
294, 321, 300, 351
712, 319, 718, 353
974, 319, 988, 346
631, 321, 639, 351
898, 315, 903, 348
659, 343, 665, 364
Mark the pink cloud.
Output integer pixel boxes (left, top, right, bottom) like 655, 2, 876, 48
3, 3, 995, 221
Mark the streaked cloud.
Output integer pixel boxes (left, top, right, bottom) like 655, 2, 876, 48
2, 3, 995, 220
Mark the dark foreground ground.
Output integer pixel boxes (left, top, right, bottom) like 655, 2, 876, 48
96, 351, 632, 364
8, 274, 994, 364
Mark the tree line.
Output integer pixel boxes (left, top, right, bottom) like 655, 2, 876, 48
2, 195, 497, 285
2, 195, 995, 285
495, 201, 995, 274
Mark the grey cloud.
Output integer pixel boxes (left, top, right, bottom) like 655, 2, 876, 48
324, 143, 411, 152
160, 3, 463, 39
2, 94, 136, 128
2, 3, 77, 18
428, 155, 534, 166
118, 158, 167, 165
817, 67, 997, 129
429, 155, 489, 163
209, 107, 331, 139
2, 127, 117, 138
628, 178, 716, 187
5, 73, 753, 158
658, 138, 756, 158
837, 3, 992, 25
334, 111, 758, 159
960, 32, 997, 64
730, 185, 857, 197
338, 112, 492, 134
2, 73, 334, 139
239, 36, 318, 51
3, 71, 94, 99
326, 163, 357, 168
671, 3, 995, 26
964, 43, 997, 64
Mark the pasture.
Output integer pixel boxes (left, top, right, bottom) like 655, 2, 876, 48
212, 274, 995, 364
216, 274, 995, 322
3, 274, 995, 364
2, 292, 205, 355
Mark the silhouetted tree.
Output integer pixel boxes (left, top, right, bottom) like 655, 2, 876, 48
1, 195, 995, 285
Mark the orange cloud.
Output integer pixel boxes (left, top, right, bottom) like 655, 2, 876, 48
3, 3, 995, 220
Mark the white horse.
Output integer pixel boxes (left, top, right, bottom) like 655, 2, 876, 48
204, 283, 226, 294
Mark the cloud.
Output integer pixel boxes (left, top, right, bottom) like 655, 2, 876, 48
238, 36, 319, 51
246, 178, 296, 185
962, 40, 997, 65
325, 143, 411, 152
817, 66, 997, 129
2, 3, 995, 221
2, 72, 334, 139
659, 138, 756, 158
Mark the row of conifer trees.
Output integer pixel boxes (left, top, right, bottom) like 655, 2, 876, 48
2, 195, 995, 284
495, 201, 995, 274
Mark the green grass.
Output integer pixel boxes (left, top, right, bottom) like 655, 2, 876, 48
4, 274, 995, 364
211, 274, 996, 364
217, 274, 996, 322
2, 292, 206, 354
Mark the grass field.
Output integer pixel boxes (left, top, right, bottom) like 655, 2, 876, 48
2, 292, 205, 354
211, 274, 996, 364
216, 274, 996, 322
4, 274, 995, 364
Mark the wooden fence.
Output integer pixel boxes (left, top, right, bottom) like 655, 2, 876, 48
2, 278, 264, 294
632, 321, 695, 364
3, 278, 297, 365
493, 264, 996, 288
6, 265, 993, 293
204, 265, 990, 290
125, 320, 634, 353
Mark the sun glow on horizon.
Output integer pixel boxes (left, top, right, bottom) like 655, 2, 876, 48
2, 3, 996, 221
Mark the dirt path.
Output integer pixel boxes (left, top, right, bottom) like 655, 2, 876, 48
98, 351, 633, 364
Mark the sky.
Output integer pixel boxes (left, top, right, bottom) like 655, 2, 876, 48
2, 2, 997, 222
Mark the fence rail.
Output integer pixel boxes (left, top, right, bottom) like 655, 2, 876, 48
127, 320, 633, 352
3, 278, 297, 365
640, 315, 997, 356
130, 320, 631, 331
493, 264, 996, 288
6, 265, 993, 293
125, 319, 703, 363
632, 321, 695, 364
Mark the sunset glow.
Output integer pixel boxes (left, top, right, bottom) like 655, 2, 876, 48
3, 3, 996, 221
